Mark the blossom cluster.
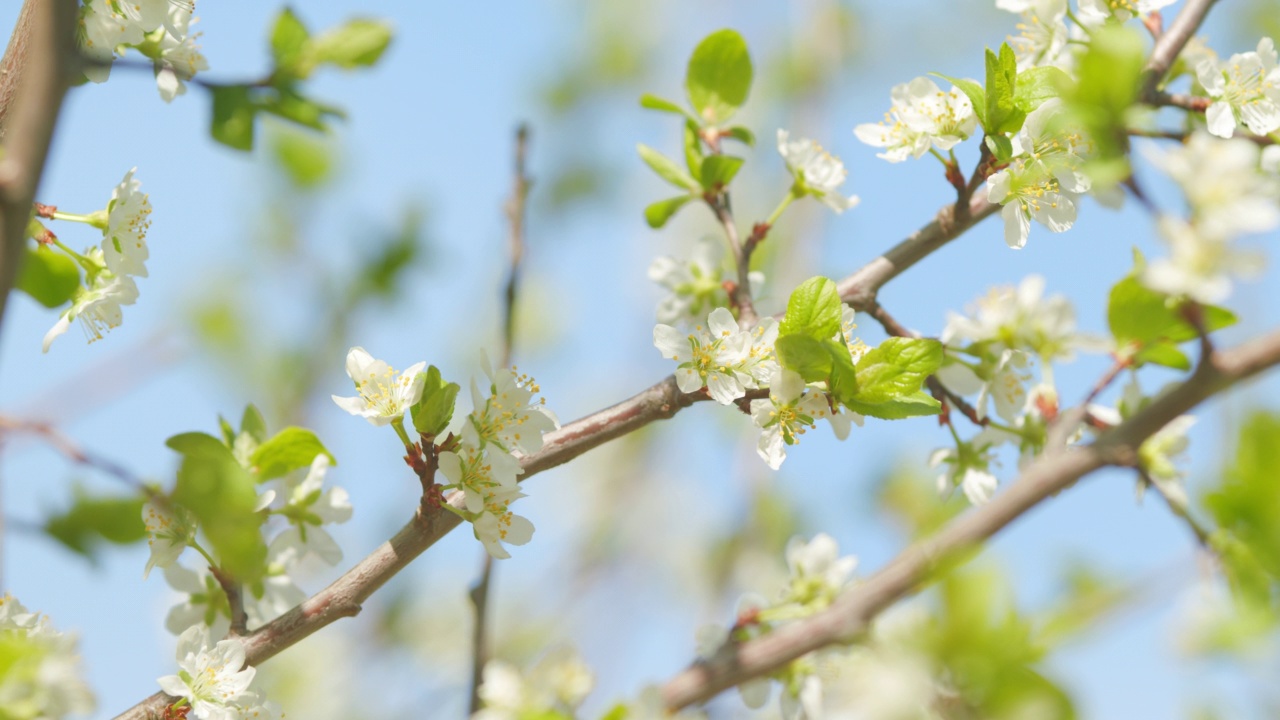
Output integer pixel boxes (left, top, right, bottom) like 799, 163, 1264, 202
43, 169, 155, 352
697, 534, 858, 719
473, 647, 593, 720
0, 594, 95, 720
854, 77, 977, 163
157, 625, 280, 720
78, 0, 209, 101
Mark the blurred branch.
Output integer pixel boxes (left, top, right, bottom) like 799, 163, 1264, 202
1139, 0, 1218, 104
469, 124, 533, 716
0, 415, 147, 491
661, 324, 1280, 711
0, 0, 77, 330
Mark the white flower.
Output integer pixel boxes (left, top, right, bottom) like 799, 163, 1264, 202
474, 648, 594, 719
267, 454, 352, 569
0, 594, 96, 720
938, 349, 1031, 423
155, 21, 209, 102
931, 432, 1004, 505
143, 499, 196, 579
1078, 0, 1175, 25
1142, 216, 1264, 303
1147, 132, 1280, 239
622, 687, 707, 720
242, 570, 306, 631
780, 673, 823, 720
163, 563, 232, 639
649, 236, 764, 326
941, 275, 1094, 361
157, 625, 256, 720
1196, 37, 1280, 138
750, 369, 842, 470
77, 0, 146, 82
470, 484, 535, 560
654, 307, 756, 405
776, 130, 860, 212
331, 347, 427, 426
785, 533, 857, 601
439, 442, 521, 514
1002, 1, 1072, 71
854, 77, 977, 163
228, 692, 284, 720
1140, 415, 1195, 485
468, 359, 558, 455
42, 271, 139, 352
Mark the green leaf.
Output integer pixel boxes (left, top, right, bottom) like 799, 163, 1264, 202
240, 404, 269, 443
1061, 26, 1145, 189
43, 489, 146, 559
259, 89, 338, 131
685, 29, 753, 125
1014, 66, 1072, 114
218, 415, 237, 447
210, 84, 258, 151
271, 130, 333, 188
985, 44, 1024, 135
683, 120, 704, 178
411, 365, 460, 438
637, 144, 700, 192
934, 73, 987, 129
724, 125, 755, 146
249, 427, 336, 480
852, 337, 944, 404
986, 134, 1015, 163
844, 390, 942, 420
699, 155, 744, 189
1107, 274, 1237, 366
639, 93, 692, 119
775, 334, 834, 382
16, 246, 79, 309
312, 19, 393, 69
168, 432, 266, 581
1204, 411, 1280, 593
644, 196, 694, 229
270, 7, 310, 72
778, 276, 843, 340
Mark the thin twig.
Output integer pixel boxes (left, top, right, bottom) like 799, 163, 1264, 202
708, 196, 758, 327
661, 325, 1280, 711
1137, 468, 1213, 548
0, 416, 148, 490
1082, 355, 1133, 408
468, 124, 532, 716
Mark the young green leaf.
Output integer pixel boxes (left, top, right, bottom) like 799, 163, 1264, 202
852, 338, 944, 404
1013, 66, 1072, 115
312, 19, 393, 69
699, 155, 744, 189
775, 334, 834, 382
724, 125, 755, 146
43, 489, 146, 559
843, 390, 942, 420
683, 120, 704, 177
685, 29, 753, 125
411, 365, 461, 438
249, 427, 337, 480
985, 43, 1024, 135
778, 276, 843, 340
1107, 273, 1237, 368
640, 93, 694, 120
933, 73, 987, 129
270, 7, 310, 73
644, 196, 694, 228
16, 246, 80, 309
240, 404, 269, 444
167, 432, 266, 582
210, 84, 258, 151
637, 143, 701, 192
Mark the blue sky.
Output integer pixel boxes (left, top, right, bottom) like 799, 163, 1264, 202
1, 1, 1278, 718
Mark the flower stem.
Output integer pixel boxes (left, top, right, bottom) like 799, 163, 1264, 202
190, 540, 219, 570
49, 236, 99, 273
928, 148, 950, 167
765, 187, 800, 227
391, 417, 414, 448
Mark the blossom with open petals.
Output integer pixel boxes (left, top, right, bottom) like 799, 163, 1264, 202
854, 77, 976, 162
654, 307, 757, 405
331, 347, 426, 426
157, 626, 256, 720
777, 130, 860, 212
1195, 37, 1280, 138
42, 272, 139, 353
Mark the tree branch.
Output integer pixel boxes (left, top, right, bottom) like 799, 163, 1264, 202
113, 173, 1011, 720
0, 0, 78, 332
660, 325, 1280, 711
1139, 0, 1219, 104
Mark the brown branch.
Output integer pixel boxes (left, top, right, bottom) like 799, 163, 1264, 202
707, 196, 758, 327
1139, 0, 1219, 104
661, 325, 1280, 711
469, 124, 533, 715
112, 183, 1005, 720
0, 416, 148, 491
0, 0, 78, 333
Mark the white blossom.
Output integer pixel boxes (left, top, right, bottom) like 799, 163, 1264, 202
473, 647, 594, 720
785, 533, 857, 605
331, 346, 427, 426
938, 349, 1032, 423
649, 236, 764, 326
654, 307, 757, 405
0, 594, 96, 720
468, 357, 558, 455
470, 484, 535, 560
777, 129, 860, 212
157, 626, 256, 720
242, 570, 306, 632
267, 454, 352, 569
855, 77, 977, 162
749, 369, 842, 470
78, 0, 146, 82
1147, 131, 1280, 239
1196, 37, 1280, 139
1142, 216, 1264, 303
142, 499, 197, 579
163, 563, 232, 639
156, 20, 210, 102
941, 274, 1096, 362
1001, 0, 1073, 71
1078, 0, 1175, 25
42, 271, 139, 353
931, 431, 1004, 505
